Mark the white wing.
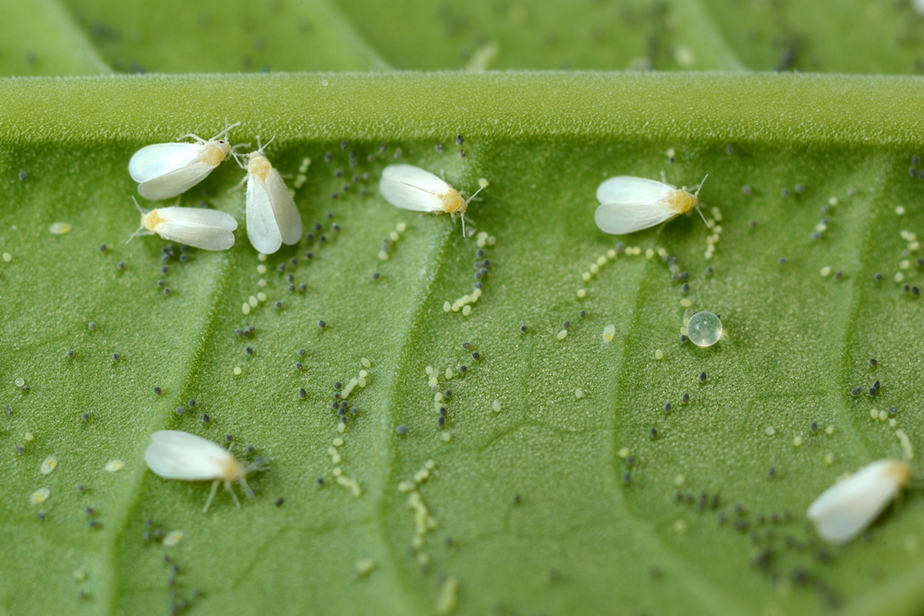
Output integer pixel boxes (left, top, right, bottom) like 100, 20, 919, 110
264, 168, 303, 245
158, 207, 238, 230
379, 164, 449, 212
594, 202, 675, 234
807, 460, 906, 544
246, 175, 283, 254
138, 161, 217, 201
153, 221, 235, 251
596, 176, 672, 205
145, 430, 231, 481
129, 143, 204, 183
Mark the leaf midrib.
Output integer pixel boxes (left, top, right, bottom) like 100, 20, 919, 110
1, 73, 922, 148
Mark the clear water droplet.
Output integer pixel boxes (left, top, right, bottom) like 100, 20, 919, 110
686, 311, 722, 347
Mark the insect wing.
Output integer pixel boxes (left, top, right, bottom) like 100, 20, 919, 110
807, 460, 907, 544
138, 161, 217, 201
379, 164, 450, 212
596, 176, 672, 205
145, 430, 231, 481
594, 201, 675, 234
158, 206, 237, 230
246, 175, 283, 254
153, 207, 236, 251
129, 143, 203, 183
594, 176, 677, 234
264, 168, 303, 245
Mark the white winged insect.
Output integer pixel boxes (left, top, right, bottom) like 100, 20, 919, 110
129, 122, 241, 201
379, 164, 487, 236
594, 174, 708, 235
128, 196, 237, 250
144, 430, 264, 513
232, 137, 303, 254
807, 459, 912, 544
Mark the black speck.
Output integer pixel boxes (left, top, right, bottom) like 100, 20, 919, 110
698, 371, 707, 383
396, 424, 408, 435
318, 320, 326, 329
520, 325, 528, 333
869, 358, 878, 367
274, 497, 284, 507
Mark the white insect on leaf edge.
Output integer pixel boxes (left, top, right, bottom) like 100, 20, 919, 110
128, 121, 242, 201
379, 164, 488, 237
806, 458, 912, 544
126, 196, 238, 251
144, 430, 266, 513
231, 136, 304, 254
594, 173, 708, 235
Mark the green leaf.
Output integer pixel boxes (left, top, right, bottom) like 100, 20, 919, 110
6, 0, 923, 74
1, 72, 924, 616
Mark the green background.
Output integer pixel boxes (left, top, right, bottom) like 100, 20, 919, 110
1, 1, 924, 615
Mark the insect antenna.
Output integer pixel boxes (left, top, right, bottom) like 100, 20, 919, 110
125, 196, 150, 244
692, 173, 710, 228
